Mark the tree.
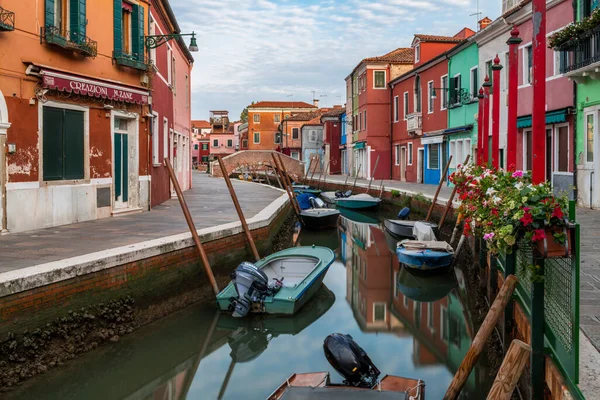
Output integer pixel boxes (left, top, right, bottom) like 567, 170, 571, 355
240, 101, 255, 123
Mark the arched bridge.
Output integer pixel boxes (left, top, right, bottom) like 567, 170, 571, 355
210, 151, 306, 182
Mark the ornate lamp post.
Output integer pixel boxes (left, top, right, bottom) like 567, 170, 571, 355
145, 32, 199, 51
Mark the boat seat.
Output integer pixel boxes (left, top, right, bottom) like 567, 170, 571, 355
262, 258, 317, 288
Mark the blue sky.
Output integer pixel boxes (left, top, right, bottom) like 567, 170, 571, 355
172, 0, 502, 121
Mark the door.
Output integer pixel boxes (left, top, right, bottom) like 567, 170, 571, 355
400, 147, 407, 182
417, 148, 424, 183
114, 118, 130, 209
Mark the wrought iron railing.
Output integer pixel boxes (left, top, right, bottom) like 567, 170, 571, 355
0, 6, 15, 31
113, 50, 151, 71
41, 26, 97, 57
448, 88, 477, 108
557, 25, 600, 74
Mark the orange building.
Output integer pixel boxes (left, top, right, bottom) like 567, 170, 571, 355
0, 0, 192, 233
247, 101, 317, 151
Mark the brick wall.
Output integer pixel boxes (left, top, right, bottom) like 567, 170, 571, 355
210, 150, 305, 182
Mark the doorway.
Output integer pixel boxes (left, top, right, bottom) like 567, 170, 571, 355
400, 146, 407, 182
113, 117, 130, 209
417, 148, 424, 184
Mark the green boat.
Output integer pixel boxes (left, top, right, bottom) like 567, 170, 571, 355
216, 246, 336, 316
336, 193, 382, 210
295, 188, 322, 195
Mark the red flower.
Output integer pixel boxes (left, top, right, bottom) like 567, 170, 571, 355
491, 208, 499, 217
520, 212, 534, 227
463, 223, 472, 236
531, 229, 546, 242
523, 207, 531, 212
552, 206, 564, 220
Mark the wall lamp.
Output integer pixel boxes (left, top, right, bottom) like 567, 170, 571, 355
145, 32, 199, 52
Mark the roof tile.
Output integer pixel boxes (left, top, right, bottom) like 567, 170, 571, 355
249, 101, 317, 109
414, 34, 463, 43
362, 47, 413, 63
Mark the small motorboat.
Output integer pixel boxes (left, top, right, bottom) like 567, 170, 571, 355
320, 191, 338, 205
335, 193, 382, 210
384, 219, 438, 238
216, 246, 335, 317
292, 183, 310, 190
297, 193, 318, 210
396, 222, 454, 271
300, 197, 340, 229
267, 333, 425, 399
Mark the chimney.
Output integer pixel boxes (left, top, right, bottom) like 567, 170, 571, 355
313, 99, 319, 107
479, 17, 492, 31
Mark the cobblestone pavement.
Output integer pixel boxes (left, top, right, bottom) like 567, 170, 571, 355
577, 207, 600, 351
0, 172, 282, 272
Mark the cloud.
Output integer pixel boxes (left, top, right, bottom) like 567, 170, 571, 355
172, 0, 501, 120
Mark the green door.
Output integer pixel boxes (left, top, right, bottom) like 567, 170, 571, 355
114, 132, 129, 204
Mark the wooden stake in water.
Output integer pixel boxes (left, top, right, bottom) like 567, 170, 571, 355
367, 155, 380, 194
426, 155, 453, 222
351, 164, 362, 193
165, 158, 220, 296
304, 157, 314, 185
217, 156, 261, 262
342, 174, 350, 192
271, 153, 301, 216
440, 155, 470, 228
486, 340, 531, 400
318, 161, 331, 190
309, 157, 319, 184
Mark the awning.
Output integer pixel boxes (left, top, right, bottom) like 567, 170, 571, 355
421, 135, 444, 145
354, 142, 366, 150
40, 69, 149, 105
444, 124, 473, 135
516, 108, 569, 129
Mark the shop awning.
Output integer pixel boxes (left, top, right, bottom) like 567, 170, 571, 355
354, 142, 366, 150
516, 108, 569, 129
421, 135, 444, 145
444, 125, 473, 135
40, 69, 149, 105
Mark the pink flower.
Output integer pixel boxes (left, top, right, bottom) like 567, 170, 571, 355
531, 229, 546, 242
512, 170, 524, 178
483, 232, 495, 241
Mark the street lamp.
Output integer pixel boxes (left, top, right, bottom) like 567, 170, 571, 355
145, 32, 199, 52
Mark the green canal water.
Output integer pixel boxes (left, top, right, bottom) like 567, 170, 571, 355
7, 211, 492, 400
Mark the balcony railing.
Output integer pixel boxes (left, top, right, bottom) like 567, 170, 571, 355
557, 25, 600, 75
406, 112, 422, 133
113, 50, 151, 71
0, 6, 15, 31
41, 26, 97, 57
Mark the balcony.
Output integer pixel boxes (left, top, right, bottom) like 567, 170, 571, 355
406, 112, 422, 135
557, 26, 600, 83
113, 50, 151, 71
41, 26, 97, 57
0, 6, 15, 31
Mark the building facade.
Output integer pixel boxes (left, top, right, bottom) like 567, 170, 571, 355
321, 108, 345, 175
280, 112, 317, 160
208, 111, 236, 158
301, 117, 324, 174
191, 120, 210, 167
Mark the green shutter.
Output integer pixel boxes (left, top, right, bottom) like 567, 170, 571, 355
113, 0, 122, 55
449, 76, 456, 105
63, 110, 84, 180
45, 0, 55, 27
43, 107, 64, 181
114, 133, 122, 200
70, 0, 86, 43
122, 134, 129, 201
132, 4, 145, 60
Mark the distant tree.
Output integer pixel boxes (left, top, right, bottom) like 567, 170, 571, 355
240, 101, 255, 123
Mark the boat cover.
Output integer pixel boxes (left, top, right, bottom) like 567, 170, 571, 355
279, 387, 408, 400
400, 240, 454, 253
297, 193, 317, 210
412, 221, 436, 241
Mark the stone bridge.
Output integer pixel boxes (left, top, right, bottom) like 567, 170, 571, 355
210, 151, 306, 182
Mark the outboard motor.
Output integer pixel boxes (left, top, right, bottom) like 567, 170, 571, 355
323, 333, 380, 388
398, 207, 411, 220
310, 197, 326, 209
228, 262, 283, 318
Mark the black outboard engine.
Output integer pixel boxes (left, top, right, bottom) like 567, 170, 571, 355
323, 333, 380, 388
229, 262, 283, 318
310, 197, 326, 209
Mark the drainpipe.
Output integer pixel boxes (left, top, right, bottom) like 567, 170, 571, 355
146, 6, 152, 211
389, 81, 394, 179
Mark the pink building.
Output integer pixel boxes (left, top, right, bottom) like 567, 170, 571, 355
191, 120, 210, 167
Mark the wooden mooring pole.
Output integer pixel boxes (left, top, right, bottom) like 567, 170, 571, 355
304, 157, 314, 185
271, 153, 301, 217
486, 340, 531, 400
165, 158, 220, 296
217, 156, 261, 262
351, 164, 362, 193
367, 155, 380, 195
318, 161, 331, 190
439, 155, 470, 228
309, 157, 319, 185
443, 275, 518, 400
426, 155, 453, 222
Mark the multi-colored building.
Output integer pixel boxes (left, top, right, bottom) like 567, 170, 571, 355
208, 111, 236, 158
0, 0, 193, 233
280, 112, 318, 160
321, 108, 346, 175
191, 120, 211, 167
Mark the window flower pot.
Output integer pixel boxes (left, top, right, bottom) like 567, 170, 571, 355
535, 227, 570, 258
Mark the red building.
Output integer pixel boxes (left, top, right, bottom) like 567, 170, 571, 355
321, 108, 345, 175
390, 31, 473, 184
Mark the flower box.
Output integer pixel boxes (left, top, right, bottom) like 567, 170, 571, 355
535, 227, 570, 258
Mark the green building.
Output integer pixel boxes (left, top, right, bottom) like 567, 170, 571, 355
446, 38, 480, 176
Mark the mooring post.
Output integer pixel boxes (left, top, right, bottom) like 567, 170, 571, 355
367, 155, 380, 195
309, 156, 319, 185
483, 76, 491, 166
304, 157, 314, 185
503, 250, 516, 353
440, 155, 470, 228
530, 254, 545, 399
217, 156, 261, 261
318, 161, 331, 190
342, 173, 350, 192
487, 340, 531, 400
506, 27, 522, 170
491, 55, 502, 169
271, 153, 301, 217
165, 158, 220, 296
426, 155, 452, 222
351, 164, 362, 193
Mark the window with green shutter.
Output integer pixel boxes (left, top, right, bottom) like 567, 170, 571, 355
43, 107, 85, 181
113, 1, 147, 69
69, 0, 86, 44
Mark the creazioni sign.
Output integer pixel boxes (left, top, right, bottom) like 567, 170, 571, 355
42, 74, 148, 105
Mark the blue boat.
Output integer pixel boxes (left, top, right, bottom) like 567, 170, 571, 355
396, 240, 454, 271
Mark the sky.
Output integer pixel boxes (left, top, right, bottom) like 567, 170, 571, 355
172, 0, 502, 122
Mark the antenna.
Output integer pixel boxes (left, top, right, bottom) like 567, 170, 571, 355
320, 94, 328, 108
287, 93, 294, 109
311, 90, 316, 102
470, 0, 482, 31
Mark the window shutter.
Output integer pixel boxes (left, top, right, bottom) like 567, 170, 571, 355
43, 107, 64, 181
70, 0, 86, 43
63, 110, 85, 180
45, 0, 55, 28
132, 4, 145, 60
122, 134, 129, 201
456, 75, 461, 103
113, 0, 122, 55
449, 76, 456, 105
114, 133, 122, 199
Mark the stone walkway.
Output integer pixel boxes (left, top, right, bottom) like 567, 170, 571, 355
0, 172, 282, 272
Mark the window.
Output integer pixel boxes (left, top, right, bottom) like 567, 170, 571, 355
274, 133, 281, 144
167, 48, 173, 85
43, 106, 85, 181
441, 75, 448, 110
414, 75, 422, 113
395, 145, 400, 166
583, 0, 598, 18
587, 114, 594, 163
253, 132, 260, 144
201, 156, 208, 163
525, 46, 533, 84
403, 92, 409, 119
415, 43, 420, 62
450, 74, 461, 106
201, 143, 208, 151
114, 2, 145, 68
242, 139, 248, 149
121, 4, 132, 53
309, 130, 318, 143
374, 71, 386, 88
358, 112, 361, 131
149, 14, 157, 64
470, 67, 479, 98
194, 144, 199, 150
374, 303, 386, 322
394, 96, 399, 122
227, 139, 233, 148
274, 114, 280, 123
152, 112, 159, 165
292, 127, 299, 139
428, 143, 440, 170
464, 139, 471, 164
408, 142, 413, 165
52, 0, 69, 32
212, 139, 219, 147
291, 151, 300, 160
253, 114, 260, 123
163, 118, 168, 159
523, 129, 533, 170
363, 110, 367, 130
427, 81, 434, 113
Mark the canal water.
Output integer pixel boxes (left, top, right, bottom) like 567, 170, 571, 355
7, 210, 491, 400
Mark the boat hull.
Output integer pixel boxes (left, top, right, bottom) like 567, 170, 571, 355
335, 197, 381, 210
396, 247, 453, 271
384, 220, 438, 238
215, 246, 336, 315
301, 209, 340, 229
296, 188, 323, 195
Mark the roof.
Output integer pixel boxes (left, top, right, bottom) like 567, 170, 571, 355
362, 47, 413, 63
192, 120, 211, 129
414, 34, 463, 43
321, 108, 345, 118
302, 116, 324, 128
249, 101, 316, 109
285, 112, 319, 122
